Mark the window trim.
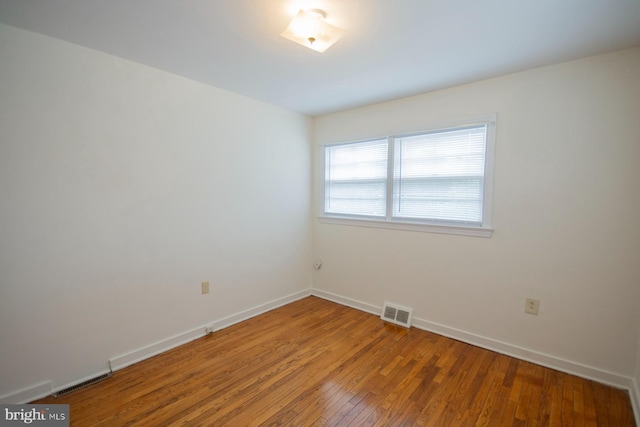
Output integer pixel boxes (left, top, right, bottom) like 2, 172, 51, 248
319, 115, 496, 238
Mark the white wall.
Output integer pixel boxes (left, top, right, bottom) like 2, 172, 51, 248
313, 48, 640, 381
0, 24, 311, 398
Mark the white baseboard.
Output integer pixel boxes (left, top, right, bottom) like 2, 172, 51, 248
311, 288, 380, 316
109, 327, 205, 372
631, 377, 640, 427
2, 289, 312, 404
0, 381, 51, 404
210, 289, 311, 332
311, 288, 635, 392
3, 287, 636, 420
110, 289, 311, 371
411, 317, 632, 390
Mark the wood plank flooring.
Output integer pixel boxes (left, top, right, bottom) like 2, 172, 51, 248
34, 296, 636, 426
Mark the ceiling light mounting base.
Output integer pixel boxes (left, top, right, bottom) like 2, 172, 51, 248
306, 9, 326, 19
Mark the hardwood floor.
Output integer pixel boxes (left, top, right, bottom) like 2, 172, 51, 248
35, 296, 636, 426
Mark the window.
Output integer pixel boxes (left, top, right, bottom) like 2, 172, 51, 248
322, 118, 495, 237
324, 138, 388, 217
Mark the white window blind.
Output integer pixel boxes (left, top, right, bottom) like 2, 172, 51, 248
392, 125, 487, 225
322, 118, 495, 236
324, 139, 388, 217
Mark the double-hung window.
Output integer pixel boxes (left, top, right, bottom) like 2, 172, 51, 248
322, 117, 495, 237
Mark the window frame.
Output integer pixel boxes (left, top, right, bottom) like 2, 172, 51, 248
319, 115, 496, 238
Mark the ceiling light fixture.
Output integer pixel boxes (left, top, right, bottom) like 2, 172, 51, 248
280, 9, 344, 53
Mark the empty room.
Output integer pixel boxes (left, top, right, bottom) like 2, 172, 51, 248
1, 0, 639, 425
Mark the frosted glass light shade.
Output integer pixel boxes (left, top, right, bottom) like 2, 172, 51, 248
280, 9, 344, 53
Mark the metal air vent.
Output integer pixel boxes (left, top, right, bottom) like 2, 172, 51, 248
52, 372, 112, 397
381, 302, 413, 328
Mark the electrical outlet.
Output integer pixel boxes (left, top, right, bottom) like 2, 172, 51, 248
201, 281, 209, 294
525, 298, 539, 315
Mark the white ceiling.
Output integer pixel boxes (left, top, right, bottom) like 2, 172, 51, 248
1, 0, 640, 116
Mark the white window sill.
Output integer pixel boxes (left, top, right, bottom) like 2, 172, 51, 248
318, 215, 493, 238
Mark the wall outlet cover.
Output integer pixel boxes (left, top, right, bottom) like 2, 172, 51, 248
525, 298, 539, 315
